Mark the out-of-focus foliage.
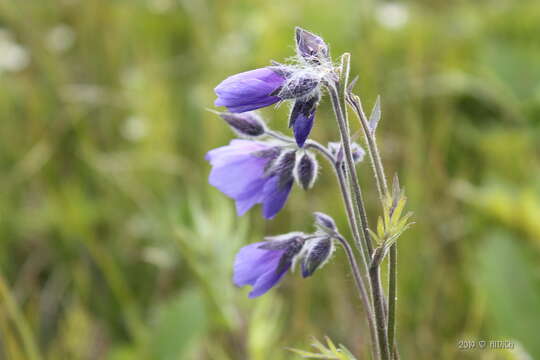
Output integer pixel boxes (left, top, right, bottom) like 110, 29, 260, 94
0, 0, 539, 359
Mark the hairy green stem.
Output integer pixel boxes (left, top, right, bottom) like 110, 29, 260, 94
370, 261, 391, 360
347, 95, 398, 359
336, 234, 380, 360
327, 84, 374, 259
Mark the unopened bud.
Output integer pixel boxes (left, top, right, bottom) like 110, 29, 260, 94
327, 142, 365, 163
301, 236, 334, 277
295, 27, 329, 64
294, 151, 318, 190
219, 112, 266, 137
313, 212, 337, 233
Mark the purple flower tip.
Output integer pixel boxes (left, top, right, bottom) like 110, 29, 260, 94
289, 95, 319, 147
214, 67, 285, 113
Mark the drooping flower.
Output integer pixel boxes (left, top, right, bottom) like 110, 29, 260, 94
205, 139, 296, 219
233, 233, 305, 298
289, 92, 320, 147
214, 67, 286, 113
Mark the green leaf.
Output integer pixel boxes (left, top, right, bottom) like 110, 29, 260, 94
149, 289, 207, 360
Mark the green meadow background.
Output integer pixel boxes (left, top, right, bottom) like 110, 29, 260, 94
1, 0, 539, 359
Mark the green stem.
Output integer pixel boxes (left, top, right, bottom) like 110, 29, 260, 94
369, 260, 390, 360
347, 95, 398, 358
327, 84, 374, 259
336, 235, 380, 360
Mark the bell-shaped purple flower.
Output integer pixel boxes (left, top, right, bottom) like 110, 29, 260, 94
289, 93, 320, 147
233, 233, 305, 298
205, 139, 295, 219
214, 67, 286, 113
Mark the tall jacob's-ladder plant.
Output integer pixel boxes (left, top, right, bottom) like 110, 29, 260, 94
206, 28, 413, 360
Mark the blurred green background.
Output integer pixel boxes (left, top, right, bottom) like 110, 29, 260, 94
1, 0, 539, 359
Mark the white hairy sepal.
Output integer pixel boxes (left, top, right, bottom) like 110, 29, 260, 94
301, 236, 335, 276
293, 150, 319, 190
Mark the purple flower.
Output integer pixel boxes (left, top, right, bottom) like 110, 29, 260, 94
289, 94, 320, 147
205, 139, 295, 219
214, 67, 286, 113
233, 233, 305, 298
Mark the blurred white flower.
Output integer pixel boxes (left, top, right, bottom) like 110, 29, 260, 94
46, 24, 75, 53
375, 2, 410, 30
0, 29, 30, 73
122, 115, 148, 142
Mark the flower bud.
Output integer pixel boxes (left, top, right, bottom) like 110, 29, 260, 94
313, 212, 338, 233
301, 236, 334, 277
295, 27, 329, 64
327, 142, 365, 163
219, 112, 266, 137
294, 151, 318, 190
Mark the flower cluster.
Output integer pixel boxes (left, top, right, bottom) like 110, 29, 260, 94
233, 214, 336, 298
214, 27, 332, 147
206, 28, 364, 297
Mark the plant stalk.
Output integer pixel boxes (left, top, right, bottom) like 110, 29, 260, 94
347, 95, 398, 359
370, 260, 391, 360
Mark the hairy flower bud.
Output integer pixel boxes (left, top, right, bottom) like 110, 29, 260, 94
301, 236, 334, 277
328, 142, 365, 163
313, 212, 338, 233
295, 27, 329, 64
294, 151, 318, 190
219, 112, 266, 137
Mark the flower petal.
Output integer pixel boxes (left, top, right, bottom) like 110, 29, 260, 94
248, 264, 289, 298
233, 242, 283, 287
289, 96, 319, 147
261, 176, 293, 219
214, 68, 285, 113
